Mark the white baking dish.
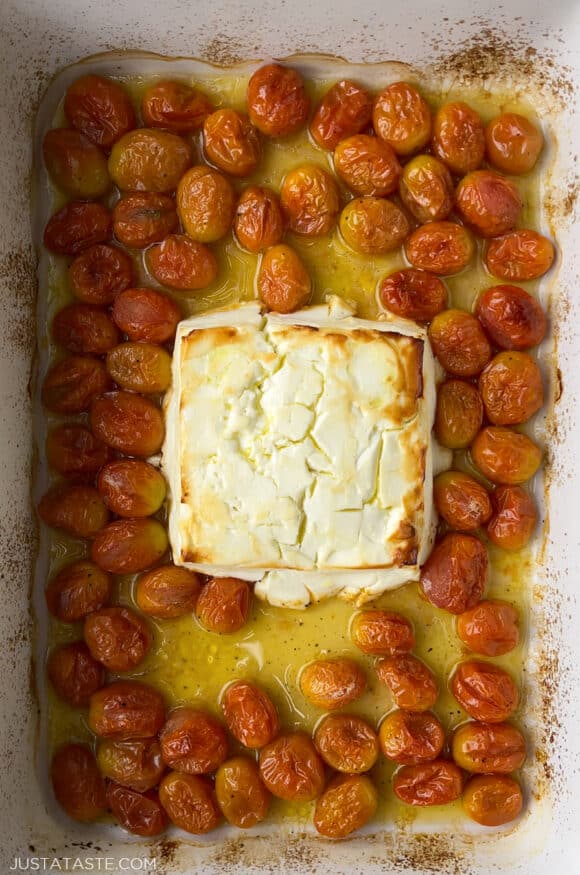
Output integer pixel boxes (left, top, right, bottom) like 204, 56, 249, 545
1, 0, 580, 871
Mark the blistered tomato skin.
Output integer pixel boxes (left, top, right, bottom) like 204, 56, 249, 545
247, 63, 310, 137
177, 165, 236, 243
91, 518, 168, 574
203, 108, 261, 177
51, 744, 107, 822
38, 484, 109, 539
195, 577, 252, 634
479, 352, 544, 426
97, 738, 165, 792
451, 721, 526, 773
52, 303, 119, 355
159, 772, 221, 834
107, 783, 168, 837
310, 80, 373, 151
258, 732, 325, 802
215, 757, 271, 829
405, 222, 474, 276
258, 244, 312, 313
393, 759, 464, 806
221, 681, 279, 749
373, 82, 432, 156
420, 533, 488, 614
340, 197, 410, 255
113, 192, 178, 248
234, 186, 285, 253
333, 134, 402, 197
429, 309, 491, 377
136, 566, 202, 619
463, 775, 523, 826
42, 356, 110, 414
376, 654, 439, 712
47, 641, 105, 706
106, 342, 172, 394
64, 75, 135, 148
434, 380, 484, 450
69, 244, 133, 305
43, 128, 111, 199
108, 128, 192, 193
487, 485, 537, 550
433, 471, 492, 532
299, 658, 366, 710
84, 606, 152, 672
451, 660, 519, 722
142, 80, 213, 132
476, 285, 547, 351
399, 154, 454, 223
379, 710, 445, 765
160, 707, 229, 774
46, 424, 110, 481
455, 170, 522, 238
314, 714, 379, 773
457, 600, 520, 656
486, 230, 555, 281
351, 610, 415, 655
486, 112, 544, 175
379, 269, 447, 322
314, 774, 378, 838
45, 560, 111, 623
44, 202, 112, 256
89, 680, 166, 739
280, 164, 340, 236
432, 102, 485, 175
146, 234, 218, 291
90, 391, 165, 457
112, 287, 181, 344
471, 427, 542, 485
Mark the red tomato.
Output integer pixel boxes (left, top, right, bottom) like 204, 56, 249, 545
52, 303, 119, 355
68, 244, 134, 305
247, 64, 310, 137
46, 424, 109, 481
310, 80, 373, 150
487, 485, 537, 550
476, 285, 547, 350
373, 82, 432, 155
379, 269, 447, 322
420, 533, 488, 614
111, 287, 181, 343
47, 641, 105, 706
42, 356, 110, 414
64, 75, 135, 148
44, 202, 112, 255
486, 230, 555, 281
51, 744, 106, 822
107, 783, 168, 837
142, 80, 213, 132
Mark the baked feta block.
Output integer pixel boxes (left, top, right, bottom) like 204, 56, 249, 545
163, 299, 438, 608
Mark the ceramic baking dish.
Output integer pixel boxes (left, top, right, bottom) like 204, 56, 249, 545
1, 0, 580, 872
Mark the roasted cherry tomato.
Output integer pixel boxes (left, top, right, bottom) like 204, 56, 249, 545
258, 732, 325, 802
451, 720, 526, 773
47, 641, 105, 706
405, 222, 474, 275
479, 351, 543, 426
393, 759, 463, 806
38, 484, 108, 539
44, 202, 112, 256
146, 234, 218, 291
314, 774, 378, 838
485, 112, 544, 175
451, 660, 519, 722
333, 134, 402, 197
487, 485, 537, 550
257, 244, 311, 313
51, 743, 107, 822
42, 356, 110, 414
314, 713, 379, 773
463, 774, 523, 826
91, 518, 168, 574
247, 63, 310, 137
221, 680, 279, 749
43, 128, 111, 199
300, 657, 366, 710
84, 606, 152, 672
98, 459, 166, 518
457, 599, 520, 656
112, 287, 181, 344
107, 783, 167, 837
399, 154, 454, 223
234, 186, 285, 253
159, 772, 221, 834
106, 342, 172, 394
435, 380, 484, 450
420, 533, 488, 614
64, 75, 135, 148
177, 165, 236, 243
280, 164, 340, 236
373, 82, 431, 155
113, 192, 178, 248
486, 230, 555, 280
89, 680, 165, 739
142, 80, 213, 132
379, 710, 444, 764
90, 391, 165, 457
195, 577, 252, 634
433, 471, 492, 532
46, 424, 109, 481
136, 566, 202, 619
108, 128, 192, 193
429, 309, 491, 377
69, 243, 133, 305
432, 101, 485, 175
379, 269, 447, 322
310, 80, 373, 151
159, 707, 228, 774
97, 738, 165, 792
455, 170, 522, 238
476, 285, 547, 351
45, 559, 111, 623
376, 654, 438, 712
203, 108, 261, 177
471, 427, 542, 485
340, 197, 409, 255
52, 303, 119, 355
215, 757, 271, 828
351, 610, 415, 655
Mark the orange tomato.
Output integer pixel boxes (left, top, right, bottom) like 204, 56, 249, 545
479, 351, 543, 425
351, 610, 415, 655
314, 714, 379, 773
177, 165, 236, 242
299, 658, 366, 710
280, 164, 340, 236
90, 518, 168, 574
376, 653, 438, 712
42, 356, 110, 414
334, 134, 402, 197
234, 186, 285, 253
247, 63, 310, 137
456, 599, 520, 656
420, 533, 488, 614
113, 192, 178, 248
451, 721, 526, 773
97, 442, 166, 503
434, 380, 484, 449
215, 757, 271, 828
221, 680, 279, 749
203, 108, 261, 177
45, 559, 111, 623
471, 427, 542, 485
112, 287, 181, 344
485, 112, 544, 175
379, 710, 445, 764
195, 577, 252, 634
257, 244, 311, 313
463, 774, 523, 826
107, 783, 167, 837
405, 221, 474, 275
373, 82, 431, 155
379, 268, 447, 322
476, 284, 547, 351
393, 759, 463, 806
135, 566, 202, 619
97, 738, 165, 792
432, 101, 485, 175
44, 202, 112, 255
429, 309, 491, 377
159, 772, 221, 834
47, 641, 105, 706
46, 424, 110, 481
108, 128, 192, 193
451, 660, 519, 722
433, 471, 492, 532
455, 170, 522, 238
64, 75, 135, 148
142, 80, 213, 132
52, 303, 119, 355
88, 680, 165, 739
399, 154, 454, 223
38, 484, 108, 539
159, 707, 228, 774
487, 485, 537, 550
146, 234, 218, 291
51, 744, 107, 822
486, 230, 555, 281
259, 732, 325, 801
313, 774, 378, 838
68, 243, 133, 305
43, 128, 111, 199
340, 197, 409, 255
310, 80, 373, 150
106, 342, 172, 394
84, 606, 152, 672
90, 391, 165, 457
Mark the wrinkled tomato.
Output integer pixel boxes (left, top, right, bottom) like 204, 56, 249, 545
234, 186, 285, 253
51, 743, 107, 822
221, 680, 279, 749
300, 657, 366, 710
177, 165, 236, 243
456, 170, 522, 238
379, 269, 447, 322
52, 303, 119, 355
135, 565, 202, 619
69, 243, 133, 305
90, 518, 168, 574
485, 230, 555, 281
47, 641, 105, 706
393, 759, 463, 806
108, 128, 192, 193
159, 772, 221, 834
97, 737, 165, 792
476, 284, 547, 351
146, 234, 218, 291
45, 559, 111, 623
471, 427, 542, 485
159, 707, 229, 774
340, 197, 409, 255
399, 154, 454, 224
84, 606, 152, 672
451, 660, 519, 722
215, 757, 271, 829
112, 286, 181, 344
106, 342, 172, 394
434, 380, 484, 449
97, 459, 166, 518
485, 112, 544, 175
314, 774, 378, 838
463, 774, 523, 826
113, 192, 178, 248
46, 424, 109, 481
90, 391, 165, 457
376, 653, 438, 712
38, 483, 109, 539
405, 222, 474, 276
42, 355, 110, 414
64, 74, 135, 148
88, 680, 165, 739
432, 101, 485, 175
420, 533, 488, 614
433, 470, 492, 532
314, 713, 379, 773
280, 164, 340, 236
487, 485, 537, 550
334, 134, 402, 197
351, 610, 415, 655
310, 80, 373, 150
203, 108, 261, 177
195, 577, 252, 634
247, 63, 310, 137
479, 351, 544, 426
43, 128, 111, 199
107, 783, 168, 837
142, 80, 213, 132
456, 599, 520, 657
451, 720, 526, 773
373, 82, 431, 155
44, 202, 112, 256
379, 709, 445, 764
258, 732, 325, 801
429, 309, 491, 377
